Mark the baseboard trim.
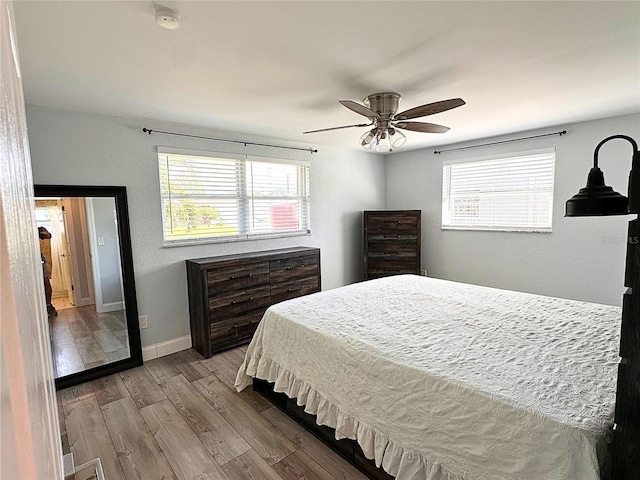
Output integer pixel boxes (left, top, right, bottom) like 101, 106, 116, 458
97, 301, 125, 314
142, 335, 192, 361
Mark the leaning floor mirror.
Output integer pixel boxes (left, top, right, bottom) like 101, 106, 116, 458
34, 185, 142, 389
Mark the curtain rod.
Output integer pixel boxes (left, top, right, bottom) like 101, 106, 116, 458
142, 128, 318, 154
433, 130, 567, 154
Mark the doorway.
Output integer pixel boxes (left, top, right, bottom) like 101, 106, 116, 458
35, 200, 73, 305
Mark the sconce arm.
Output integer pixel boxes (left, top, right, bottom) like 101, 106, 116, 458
593, 135, 638, 168
591, 135, 639, 213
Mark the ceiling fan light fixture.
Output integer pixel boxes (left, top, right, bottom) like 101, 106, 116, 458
360, 128, 405, 152
375, 130, 392, 153
360, 129, 376, 150
389, 128, 406, 149
304, 92, 465, 152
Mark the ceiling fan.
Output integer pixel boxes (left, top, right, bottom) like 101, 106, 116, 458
304, 92, 465, 152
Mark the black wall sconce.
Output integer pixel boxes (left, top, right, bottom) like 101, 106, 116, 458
565, 135, 638, 217
565, 134, 639, 480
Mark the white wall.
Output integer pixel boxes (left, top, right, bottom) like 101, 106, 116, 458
89, 197, 123, 307
26, 104, 386, 346
386, 113, 640, 306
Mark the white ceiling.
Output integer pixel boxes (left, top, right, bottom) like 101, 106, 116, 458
12, 1, 640, 153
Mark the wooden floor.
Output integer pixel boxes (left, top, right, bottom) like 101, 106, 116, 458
50, 304, 129, 378
58, 345, 371, 480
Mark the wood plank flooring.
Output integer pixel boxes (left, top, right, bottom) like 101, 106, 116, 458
58, 346, 372, 480
50, 305, 129, 378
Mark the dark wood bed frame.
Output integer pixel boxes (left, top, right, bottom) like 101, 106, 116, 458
253, 378, 393, 480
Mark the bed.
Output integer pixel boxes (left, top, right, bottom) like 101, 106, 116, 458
235, 275, 621, 480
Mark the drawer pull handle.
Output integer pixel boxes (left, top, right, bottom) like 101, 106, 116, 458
284, 264, 305, 271
287, 287, 302, 292
231, 297, 253, 305
229, 273, 253, 280
383, 235, 402, 239
232, 320, 258, 329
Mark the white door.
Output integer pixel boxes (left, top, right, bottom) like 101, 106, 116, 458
62, 197, 96, 307
58, 227, 74, 301
0, 1, 63, 477
35, 203, 72, 300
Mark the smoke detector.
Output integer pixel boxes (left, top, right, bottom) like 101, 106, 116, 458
155, 7, 180, 30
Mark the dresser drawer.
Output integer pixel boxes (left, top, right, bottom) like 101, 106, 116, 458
367, 244, 418, 259
367, 233, 417, 244
207, 261, 270, 294
209, 285, 271, 320
367, 260, 418, 277
270, 254, 318, 282
271, 275, 319, 304
366, 214, 418, 231
210, 310, 265, 347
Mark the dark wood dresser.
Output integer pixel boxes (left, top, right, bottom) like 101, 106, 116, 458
363, 210, 421, 280
186, 247, 321, 358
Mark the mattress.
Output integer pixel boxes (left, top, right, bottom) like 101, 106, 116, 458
235, 275, 620, 480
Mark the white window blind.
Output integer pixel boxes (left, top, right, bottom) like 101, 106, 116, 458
158, 149, 310, 244
442, 150, 555, 232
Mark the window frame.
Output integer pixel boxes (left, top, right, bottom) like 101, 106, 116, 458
158, 147, 311, 246
441, 148, 556, 233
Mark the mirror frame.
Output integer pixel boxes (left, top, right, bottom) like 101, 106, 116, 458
35, 184, 142, 389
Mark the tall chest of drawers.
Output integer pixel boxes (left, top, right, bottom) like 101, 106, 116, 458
363, 210, 421, 280
186, 247, 321, 358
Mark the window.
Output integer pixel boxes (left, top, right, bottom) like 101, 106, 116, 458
442, 149, 555, 232
158, 148, 310, 244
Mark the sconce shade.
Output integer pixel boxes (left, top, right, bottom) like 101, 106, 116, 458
565, 167, 629, 216
565, 134, 638, 217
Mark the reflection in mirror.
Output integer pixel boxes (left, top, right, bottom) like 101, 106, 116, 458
34, 185, 142, 389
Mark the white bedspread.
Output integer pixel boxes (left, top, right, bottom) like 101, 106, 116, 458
235, 275, 620, 480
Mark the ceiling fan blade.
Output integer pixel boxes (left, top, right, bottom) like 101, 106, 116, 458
339, 100, 381, 120
303, 122, 372, 134
394, 98, 465, 121
393, 121, 450, 133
